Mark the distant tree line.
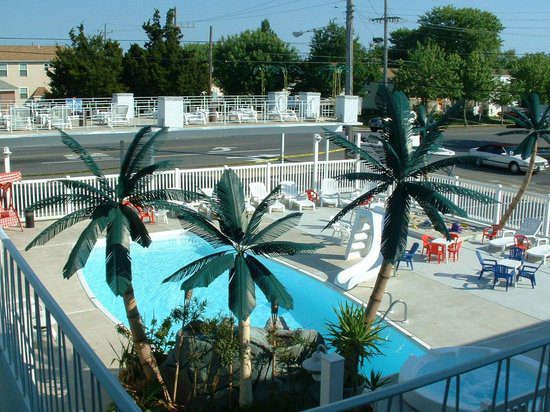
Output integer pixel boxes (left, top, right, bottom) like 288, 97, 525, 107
47, 6, 550, 106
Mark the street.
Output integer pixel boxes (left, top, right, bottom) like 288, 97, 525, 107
1, 125, 549, 194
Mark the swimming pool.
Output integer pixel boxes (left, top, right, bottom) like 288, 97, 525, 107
81, 230, 427, 376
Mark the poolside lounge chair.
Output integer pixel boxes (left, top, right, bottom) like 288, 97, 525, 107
6, 107, 32, 131
184, 109, 207, 125
397, 242, 420, 270
319, 178, 340, 207
47, 106, 72, 130
493, 264, 515, 291
279, 180, 315, 211
269, 109, 298, 122
488, 218, 542, 253
476, 251, 497, 279
229, 107, 258, 123
525, 238, 550, 265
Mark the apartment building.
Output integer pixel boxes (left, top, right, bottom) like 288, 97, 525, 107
0, 45, 57, 104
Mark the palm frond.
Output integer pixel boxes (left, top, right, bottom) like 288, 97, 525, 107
412, 155, 479, 177
63, 217, 109, 279
415, 199, 451, 240
105, 208, 132, 296
525, 94, 541, 124
245, 255, 293, 310
323, 128, 387, 174
497, 129, 530, 137
246, 212, 302, 245
377, 134, 404, 175
381, 186, 411, 261
26, 207, 95, 250
246, 185, 282, 237
407, 183, 468, 218
25, 193, 102, 212
119, 204, 151, 247
162, 251, 231, 284
120, 126, 152, 179
248, 241, 320, 257
123, 161, 172, 197
176, 207, 231, 248
127, 128, 168, 178
228, 254, 256, 320
410, 181, 496, 204
57, 179, 112, 200
213, 169, 246, 241
503, 110, 531, 129
514, 133, 537, 160
335, 172, 391, 184
134, 188, 207, 205
326, 185, 389, 229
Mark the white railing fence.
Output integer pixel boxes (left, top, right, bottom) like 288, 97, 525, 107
0, 230, 140, 411
10, 160, 550, 237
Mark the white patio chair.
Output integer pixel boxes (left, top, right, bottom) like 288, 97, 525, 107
319, 178, 340, 207
279, 180, 315, 211
7, 107, 32, 131
249, 182, 269, 207
488, 217, 543, 253
184, 109, 207, 125
109, 104, 130, 127
47, 106, 72, 130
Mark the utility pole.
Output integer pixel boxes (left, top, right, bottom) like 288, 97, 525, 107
344, 0, 354, 141
208, 26, 213, 95
371, 0, 401, 85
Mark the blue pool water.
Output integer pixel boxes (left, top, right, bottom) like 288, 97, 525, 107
82, 230, 427, 376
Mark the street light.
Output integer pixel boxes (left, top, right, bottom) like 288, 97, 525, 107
292, 27, 324, 38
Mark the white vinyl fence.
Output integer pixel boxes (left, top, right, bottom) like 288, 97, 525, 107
10, 160, 550, 237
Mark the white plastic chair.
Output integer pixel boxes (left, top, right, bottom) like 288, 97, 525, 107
319, 178, 340, 207
249, 182, 268, 206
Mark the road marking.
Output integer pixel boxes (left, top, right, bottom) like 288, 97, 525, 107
207, 146, 235, 154
64, 152, 112, 160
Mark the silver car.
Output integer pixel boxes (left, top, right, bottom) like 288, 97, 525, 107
469, 144, 549, 174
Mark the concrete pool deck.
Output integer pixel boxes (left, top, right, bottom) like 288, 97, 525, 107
6, 204, 550, 370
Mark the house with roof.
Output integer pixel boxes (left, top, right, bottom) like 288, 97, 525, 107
0, 45, 57, 105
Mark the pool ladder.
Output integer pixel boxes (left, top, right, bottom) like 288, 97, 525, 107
381, 299, 408, 323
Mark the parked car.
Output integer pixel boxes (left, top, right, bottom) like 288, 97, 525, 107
368, 116, 388, 132
468, 144, 549, 174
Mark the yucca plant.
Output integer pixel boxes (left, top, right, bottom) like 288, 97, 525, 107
325, 85, 496, 322
25, 126, 197, 401
162, 168, 320, 406
496, 93, 550, 229
326, 302, 384, 396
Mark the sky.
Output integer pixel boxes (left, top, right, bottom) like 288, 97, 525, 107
1, 0, 549, 56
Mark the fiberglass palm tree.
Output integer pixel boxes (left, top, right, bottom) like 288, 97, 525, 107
25, 127, 196, 399
162, 169, 319, 406
496, 93, 550, 229
326, 86, 495, 323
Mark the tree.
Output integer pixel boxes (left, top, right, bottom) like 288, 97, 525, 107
460, 52, 496, 124
496, 94, 550, 229
47, 25, 125, 98
393, 41, 462, 104
325, 86, 495, 322
302, 21, 375, 96
213, 20, 300, 94
25, 127, 196, 402
492, 78, 517, 124
123, 9, 209, 96
509, 53, 550, 102
162, 169, 319, 405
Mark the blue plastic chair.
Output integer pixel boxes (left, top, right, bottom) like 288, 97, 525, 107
476, 251, 497, 280
516, 263, 542, 289
493, 264, 516, 291
397, 242, 420, 270
508, 246, 525, 262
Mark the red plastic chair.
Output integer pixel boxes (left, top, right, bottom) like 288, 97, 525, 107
123, 200, 154, 224
421, 234, 435, 255
447, 240, 463, 262
427, 243, 445, 263
482, 224, 500, 243
513, 234, 531, 251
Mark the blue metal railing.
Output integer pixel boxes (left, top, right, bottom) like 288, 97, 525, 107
307, 335, 550, 412
0, 229, 140, 412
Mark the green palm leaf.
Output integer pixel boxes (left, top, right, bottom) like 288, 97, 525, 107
57, 179, 111, 200
162, 251, 231, 284
381, 186, 411, 261
105, 208, 132, 296
246, 185, 282, 237
63, 216, 109, 279
246, 255, 293, 310
412, 181, 495, 204
248, 241, 320, 257
413, 155, 479, 177
514, 133, 537, 160
246, 212, 302, 245
176, 207, 231, 248
26, 207, 95, 250
414, 199, 450, 239
213, 169, 246, 240
25, 193, 100, 212
335, 172, 390, 184
120, 126, 152, 180
497, 129, 530, 137
179, 253, 234, 291
407, 182, 468, 217
228, 254, 256, 320
127, 128, 168, 178
124, 161, 172, 197
119, 204, 151, 247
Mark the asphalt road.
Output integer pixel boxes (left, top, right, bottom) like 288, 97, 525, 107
1, 125, 549, 193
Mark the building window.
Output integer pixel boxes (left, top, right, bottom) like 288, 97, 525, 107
19, 87, 28, 99
0, 63, 7, 77
19, 63, 28, 77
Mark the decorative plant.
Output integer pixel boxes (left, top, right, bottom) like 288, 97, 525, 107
317, 63, 346, 98
496, 93, 550, 229
25, 126, 197, 402
325, 85, 496, 323
162, 168, 320, 406
326, 302, 384, 396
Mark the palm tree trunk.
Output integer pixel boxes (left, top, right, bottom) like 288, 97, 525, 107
238, 317, 253, 406
122, 285, 171, 402
365, 260, 394, 323
497, 141, 538, 229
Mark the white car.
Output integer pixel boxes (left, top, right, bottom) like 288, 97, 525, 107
469, 144, 549, 174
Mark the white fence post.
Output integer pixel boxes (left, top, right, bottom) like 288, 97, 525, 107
174, 168, 181, 189
66, 175, 73, 215
266, 162, 271, 192
543, 194, 550, 237
313, 134, 322, 192
320, 352, 345, 406
453, 175, 460, 206
493, 185, 503, 224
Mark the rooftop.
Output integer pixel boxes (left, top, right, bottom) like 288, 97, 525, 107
0, 45, 58, 62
